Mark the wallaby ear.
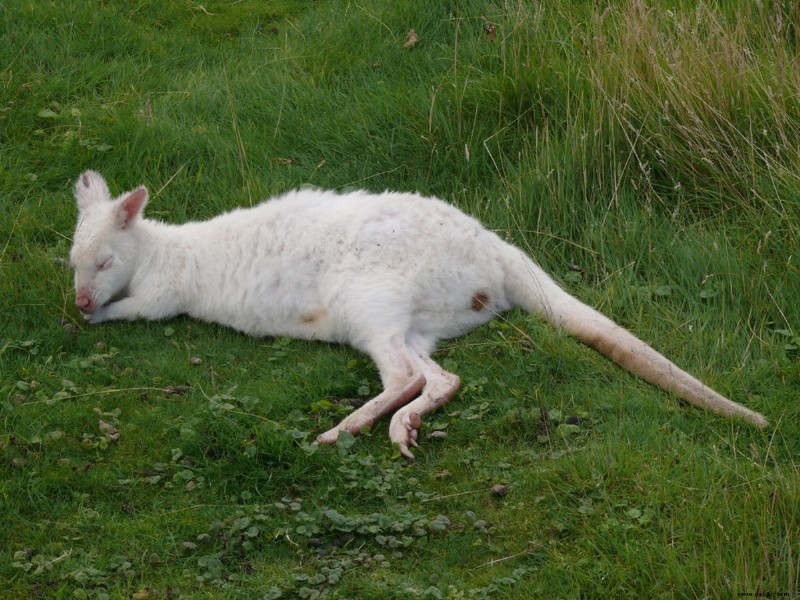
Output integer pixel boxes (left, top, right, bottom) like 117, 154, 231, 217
114, 187, 149, 229
75, 170, 111, 212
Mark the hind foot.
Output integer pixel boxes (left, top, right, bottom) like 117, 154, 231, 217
316, 412, 377, 445
389, 410, 423, 459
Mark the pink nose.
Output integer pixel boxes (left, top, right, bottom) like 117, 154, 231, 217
76, 294, 94, 313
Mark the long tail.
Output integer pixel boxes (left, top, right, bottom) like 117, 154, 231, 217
502, 248, 768, 427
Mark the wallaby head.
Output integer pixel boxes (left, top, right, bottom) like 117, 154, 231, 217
70, 171, 148, 316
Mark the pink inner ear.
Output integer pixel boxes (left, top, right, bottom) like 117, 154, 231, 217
75, 171, 110, 211
117, 187, 148, 229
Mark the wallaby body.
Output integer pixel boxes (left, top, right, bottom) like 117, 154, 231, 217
70, 171, 767, 457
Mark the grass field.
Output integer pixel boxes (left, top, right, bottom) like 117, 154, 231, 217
1, 1, 799, 598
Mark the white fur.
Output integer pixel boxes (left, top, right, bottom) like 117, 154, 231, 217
70, 171, 768, 457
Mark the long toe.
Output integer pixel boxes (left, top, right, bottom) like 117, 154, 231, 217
389, 411, 422, 460
316, 429, 339, 445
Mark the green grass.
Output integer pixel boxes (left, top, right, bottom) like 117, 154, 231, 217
1, 0, 799, 597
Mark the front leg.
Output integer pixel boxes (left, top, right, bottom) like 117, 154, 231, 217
86, 297, 150, 324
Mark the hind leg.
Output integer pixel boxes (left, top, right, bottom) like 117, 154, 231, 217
389, 348, 461, 459
316, 335, 426, 445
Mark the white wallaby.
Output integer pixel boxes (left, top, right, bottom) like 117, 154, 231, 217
70, 171, 767, 457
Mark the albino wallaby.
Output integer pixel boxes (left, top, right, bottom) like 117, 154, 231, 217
70, 171, 767, 458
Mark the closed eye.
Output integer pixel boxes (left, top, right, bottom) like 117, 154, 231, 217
97, 256, 114, 270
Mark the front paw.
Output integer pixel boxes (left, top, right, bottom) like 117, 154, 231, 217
84, 307, 108, 324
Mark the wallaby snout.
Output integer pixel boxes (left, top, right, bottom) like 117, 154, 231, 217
75, 293, 95, 313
